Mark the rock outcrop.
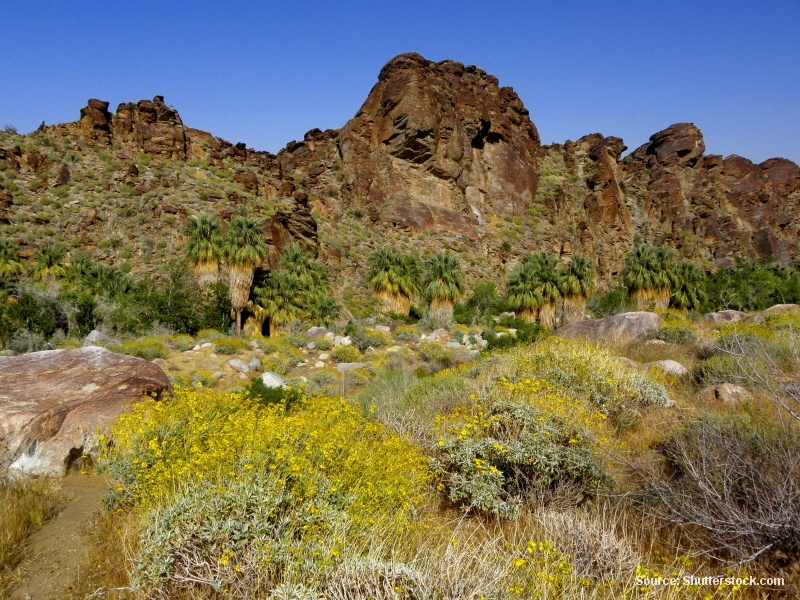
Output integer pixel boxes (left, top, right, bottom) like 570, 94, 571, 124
336, 52, 542, 236
556, 312, 661, 343
0, 347, 171, 477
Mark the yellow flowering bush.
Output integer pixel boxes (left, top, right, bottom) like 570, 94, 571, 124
103, 387, 429, 593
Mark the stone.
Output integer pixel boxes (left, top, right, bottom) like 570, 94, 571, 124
333, 335, 352, 347
336, 362, 366, 374
82, 329, 115, 348
260, 372, 284, 388
151, 358, 169, 370
307, 326, 328, 338
0, 347, 171, 477
703, 310, 747, 325
698, 383, 752, 405
212, 372, 223, 380
429, 329, 451, 342
318, 353, 330, 360
374, 325, 391, 334
445, 341, 462, 348
228, 359, 249, 372
307, 342, 316, 350
556, 312, 660, 343
248, 357, 261, 371
201, 342, 212, 348
386, 346, 403, 353
645, 339, 667, 345
314, 361, 325, 369
745, 304, 800, 324
324, 332, 335, 341
646, 360, 689, 377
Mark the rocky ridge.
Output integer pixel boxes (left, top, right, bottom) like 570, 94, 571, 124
0, 52, 798, 301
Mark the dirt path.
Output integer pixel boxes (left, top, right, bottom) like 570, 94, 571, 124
8, 473, 107, 600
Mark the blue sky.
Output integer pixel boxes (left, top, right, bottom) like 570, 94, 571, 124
2, 1, 798, 164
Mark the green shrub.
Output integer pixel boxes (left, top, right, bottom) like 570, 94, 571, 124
168, 334, 195, 351
657, 326, 698, 345
213, 336, 249, 355
392, 324, 420, 342
588, 286, 632, 317
348, 327, 391, 351
112, 338, 168, 361
196, 328, 224, 342
285, 332, 310, 348
244, 377, 303, 410
262, 347, 303, 375
330, 345, 362, 363
314, 337, 333, 351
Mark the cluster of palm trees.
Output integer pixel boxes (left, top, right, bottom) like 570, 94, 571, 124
185, 214, 337, 335
366, 248, 465, 324
505, 252, 596, 327
621, 242, 706, 311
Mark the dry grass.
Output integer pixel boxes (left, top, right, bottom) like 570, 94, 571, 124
0, 478, 61, 595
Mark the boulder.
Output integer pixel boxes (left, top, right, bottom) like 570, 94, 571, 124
82, 329, 115, 347
248, 357, 261, 371
556, 312, 660, 343
333, 335, 352, 347
745, 304, 800, 324
429, 329, 452, 342
645, 360, 689, 377
307, 326, 328, 338
260, 372, 284, 388
698, 383, 752, 405
0, 347, 171, 477
228, 358, 249, 372
703, 310, 747, 325
336, 362, 366, 374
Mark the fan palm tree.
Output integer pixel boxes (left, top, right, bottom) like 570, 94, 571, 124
421, 252, 464, 326
505, 260, 543, 323
185, 214, 223, 286
0, 238, 24, 278
523, 251, 564, 328
622, 243, 657, 310
256, 270, 306, 336
670, 261, 707, 311
366, 247, 420, 315
561, 254, 596, 325
223, 216, 267, 333
31, 244, 67, 282
653, 246, 677, 310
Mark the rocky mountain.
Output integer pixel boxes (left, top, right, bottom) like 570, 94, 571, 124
1, 52, 798, 309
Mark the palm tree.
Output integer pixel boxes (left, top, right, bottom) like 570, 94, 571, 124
223, 216, 267, 333
670, 261, 706, 311
0, 238, 24, 279
421, 252, 464, 326
185, 214, 223, 286
505, 260, 543, 323
622, 243, 657, 310
562, 254, 596, 325
366, 247, 420, 315
31, 244, 67, 282
523, 252, 564, 329
653, 246, 677, 310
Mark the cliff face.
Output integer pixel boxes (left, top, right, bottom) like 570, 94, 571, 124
1, 52, 798, 294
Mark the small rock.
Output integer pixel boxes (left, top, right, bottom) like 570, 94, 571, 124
333, 335, 352, 347
250, 340, 260, 349
319, 353, 330, 360
374, 325, 391, 334
429, 328, 451, 342
151, 358, 169, 370
209, 353, 218, 358
307, 342, 317, 350
324, 332, 335, 341
237, 372, 247, 380
192, 345, 201, 351
228, 358, 249, 372
296, 361, 308, 367
386, 346, 403, 353
645, 339, 667, 345
261, 372, 284, 388
307, 326, 329, 338
506, 328, 517, 337
212, 372, 223, 380
646, 360, 689, 377
314, 361, 325, 368
445, 341, 461, 348
248, 357, 261, 370
82, 329, 115, 347
336, 362, 366, 374
201, 342, 212, 348
699, 383, 752, 404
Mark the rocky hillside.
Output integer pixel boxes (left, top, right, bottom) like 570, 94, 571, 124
1, 52, 798, 308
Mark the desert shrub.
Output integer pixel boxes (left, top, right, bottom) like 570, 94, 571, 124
190, 369, 216, 387
111, 337, 168, 360
244, 377, 303, 410
343, 366, 374, 388
285, 332, 310, 348
417, 340, 474, 372
330, 344, 362, 363
167, 333, 194, 351
588, 285, 632, 317
103, 388, 429, 594
195, 328, 224, 342
483, 317, 548, 351
431, 376, 613, 518
453, 281, 506, 326
262, 347, 303, 375
7, 329, 55, 353
392, 324, 420, 342
644, 412, 800, 563
658, 326, 697, 345
314, 336, 333, 351
259, 335, 291, 354
213, 336, 249, 355
702, 259, 800, 312
348, 327, 390, 351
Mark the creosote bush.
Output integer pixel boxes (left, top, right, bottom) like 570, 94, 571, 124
658, 326, 698, 345
329, 344, 362, 363
213, 336, 250, 355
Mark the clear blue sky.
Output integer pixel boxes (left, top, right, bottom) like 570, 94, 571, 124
2, 1, 798, 164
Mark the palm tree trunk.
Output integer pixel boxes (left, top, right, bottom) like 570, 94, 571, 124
429, 299, 454, 328
194, 260, 219, 286
562, 295, 586, 325
377, 291, 411, 315
229, 265, 255, 333
517, 307, 538, 323
632, 288, 654, 311
538, 302, 557, 329
654, 288, 671, 310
